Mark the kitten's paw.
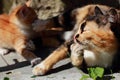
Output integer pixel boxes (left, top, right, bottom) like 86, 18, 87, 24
31, 58, 42, 67
32, 62, 47, 75
0, 48, 9, 55
26, 40, 35, 50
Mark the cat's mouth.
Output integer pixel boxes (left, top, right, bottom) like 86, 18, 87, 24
76, 39, 84, 45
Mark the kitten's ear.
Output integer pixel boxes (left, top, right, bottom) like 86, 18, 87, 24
94, 6, 103, 16
18, 5, 29, 17
108, 8, 118, 23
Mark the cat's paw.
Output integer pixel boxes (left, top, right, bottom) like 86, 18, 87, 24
0, 48, 9, 55
70, 43, 84, 67
26, 40, 35, 50
32, 62, 47, 75
31, 57, 42, 67
70, 43, 85, 55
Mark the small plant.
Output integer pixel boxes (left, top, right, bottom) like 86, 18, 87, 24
80, 67, 115, 80
80, 67, 105, 80
87, 67, 104, 80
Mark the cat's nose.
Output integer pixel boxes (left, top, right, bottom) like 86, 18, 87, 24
74, 33, 79, 43
74, 34, 79, 39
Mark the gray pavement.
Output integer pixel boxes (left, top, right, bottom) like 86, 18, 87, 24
0, 52, 120, 80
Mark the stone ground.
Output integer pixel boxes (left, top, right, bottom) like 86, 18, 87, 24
0, 50, 120, 80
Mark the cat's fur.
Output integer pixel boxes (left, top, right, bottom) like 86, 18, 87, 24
32, 5, 120, 75
0, 2, 43, 66
71, 6, 120, 67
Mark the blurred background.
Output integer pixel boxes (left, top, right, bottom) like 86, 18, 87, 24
0, 0, 120, 20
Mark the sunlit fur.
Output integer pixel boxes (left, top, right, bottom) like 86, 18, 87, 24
32, 4, 120, 76
9, 4, 38, 38
71, 20, 118, 67
0, 3, 39, 63
70, 5, 120, 68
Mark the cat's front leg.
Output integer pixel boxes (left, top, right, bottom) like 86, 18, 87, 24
70, 43, 85, 67
32, 44, 68, 75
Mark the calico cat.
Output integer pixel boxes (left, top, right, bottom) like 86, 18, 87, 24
0, 1, 43, 66
71, 6, 120, 67
32, 5, 120, 75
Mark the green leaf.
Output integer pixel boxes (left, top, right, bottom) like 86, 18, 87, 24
87, 67, 104, 80
31, 75, 37, 78
87, 68, 97, 79
95, 67, 104, 78
80, 75, 90, 80
3, 77, 9, 80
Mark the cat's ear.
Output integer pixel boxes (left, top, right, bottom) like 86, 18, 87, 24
94, 6, 103, 16
108, 8, 118, 23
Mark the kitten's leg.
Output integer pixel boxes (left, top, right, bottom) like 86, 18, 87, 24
14, 39, 41, 66
32, 42, 70, 75
0, 48, 10, 55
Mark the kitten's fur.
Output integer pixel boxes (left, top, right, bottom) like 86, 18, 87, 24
32, 5, 120, 75
0, 2, 42, 66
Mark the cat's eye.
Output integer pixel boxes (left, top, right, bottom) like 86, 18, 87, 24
80, 22, 86, 33
75, 34, 79, 39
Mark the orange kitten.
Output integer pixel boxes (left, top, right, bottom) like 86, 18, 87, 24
0, 2, 42, 66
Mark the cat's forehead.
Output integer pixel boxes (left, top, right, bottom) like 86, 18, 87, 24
78, 17, 111, 32
80, 20, 99, 29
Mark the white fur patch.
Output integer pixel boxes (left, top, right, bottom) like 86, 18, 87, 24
84, 50, 96, 65
84, 50, 113, 67
62, 31, 74, 41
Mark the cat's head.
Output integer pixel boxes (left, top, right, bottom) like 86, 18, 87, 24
70, 6, 120, 67
9, 3, 37, 27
